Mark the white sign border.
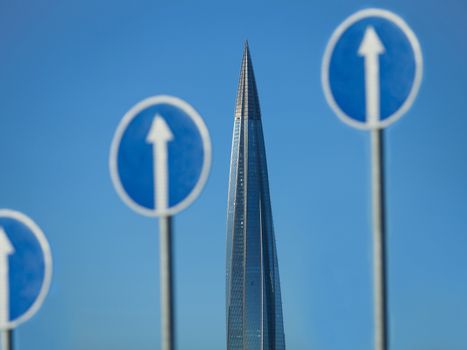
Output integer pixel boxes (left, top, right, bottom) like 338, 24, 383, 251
321, 8, 423, 130
0, 209, 53, 330
110, 95, 212, 217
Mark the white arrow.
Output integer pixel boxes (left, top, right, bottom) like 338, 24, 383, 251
358, 26, 385, 127
147, 115, 174, 212
0, 227, 14, 326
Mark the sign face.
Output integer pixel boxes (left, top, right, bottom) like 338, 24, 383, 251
0, 209, 52, 330
322, 8, 423, 129
110, 95, 211, 217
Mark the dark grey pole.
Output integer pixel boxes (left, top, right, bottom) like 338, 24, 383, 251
159, 216, 175, 350
1, 330, 13, 350
371, 129, 388, 350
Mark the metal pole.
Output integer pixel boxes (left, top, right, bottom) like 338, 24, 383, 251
159, 216, 175, 350
1, 330, 13, 350
371, 129, 388, 350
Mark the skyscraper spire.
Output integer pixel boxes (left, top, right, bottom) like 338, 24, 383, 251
226, 43, 286, 350
235, 41, 261, 120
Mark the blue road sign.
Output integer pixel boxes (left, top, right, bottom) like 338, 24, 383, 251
322, 8, 423, 129
110, 95, 211, 217
0, 210, 52, 330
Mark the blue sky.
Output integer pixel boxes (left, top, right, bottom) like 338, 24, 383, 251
0, 0, 467, 349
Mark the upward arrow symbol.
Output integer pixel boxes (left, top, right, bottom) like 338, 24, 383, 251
147, 115, 174, 212
359, 26, 385, 127
0, 227, 14, 326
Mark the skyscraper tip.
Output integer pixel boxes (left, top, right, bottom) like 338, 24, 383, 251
235, 41, 261, 120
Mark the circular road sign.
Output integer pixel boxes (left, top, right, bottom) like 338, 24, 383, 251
110, 95, 211, 217
0, 209, 52, 330
322, 8, 423, 129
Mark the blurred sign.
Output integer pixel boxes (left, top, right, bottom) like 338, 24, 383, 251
0, 209, 52, 330
110, 95, 211, 217
322, 8, 423, 129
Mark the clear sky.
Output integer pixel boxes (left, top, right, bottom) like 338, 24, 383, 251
0, 0, 466, 349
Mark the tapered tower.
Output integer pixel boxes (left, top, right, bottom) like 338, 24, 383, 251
226, 43, 286, 350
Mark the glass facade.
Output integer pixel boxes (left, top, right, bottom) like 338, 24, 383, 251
226, 43, 286, 350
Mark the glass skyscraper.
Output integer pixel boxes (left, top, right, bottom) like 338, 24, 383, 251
226, 43, 286, 350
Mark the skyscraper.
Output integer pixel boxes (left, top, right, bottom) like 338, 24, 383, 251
225, 43, 286, 350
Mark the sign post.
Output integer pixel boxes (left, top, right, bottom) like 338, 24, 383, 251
159, 216, 174, 349
322, 9, 423, 350
1, 330, 13, 350
0, 209, 53, 350
371, 128, 387, 350
110, 95, 211, 350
